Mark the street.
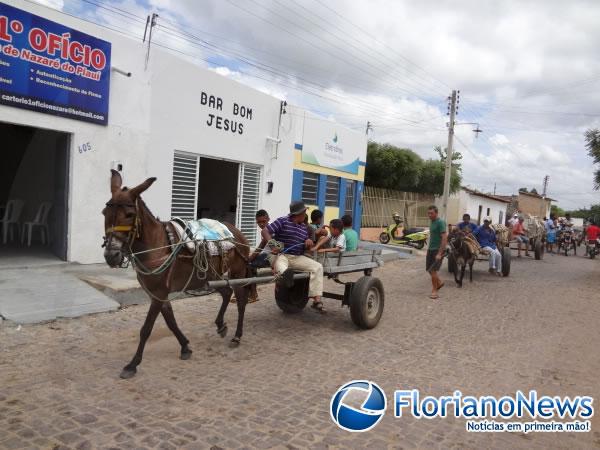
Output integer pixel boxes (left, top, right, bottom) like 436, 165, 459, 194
1, 250, 600, 449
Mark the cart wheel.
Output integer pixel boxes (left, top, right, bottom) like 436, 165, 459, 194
379, 232, 390, 244
350, 276, 384, 329
447, 253, 457, 274
573, 242, 577, 256
274, 278, 309, 313
534, 240, 544, 260
501, 247, 511, 277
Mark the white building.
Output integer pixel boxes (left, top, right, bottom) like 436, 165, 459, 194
437, 187, 511, 226
0, 1, 367, 264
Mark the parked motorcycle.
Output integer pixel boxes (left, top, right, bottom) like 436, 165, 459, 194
379, 213, 429, 249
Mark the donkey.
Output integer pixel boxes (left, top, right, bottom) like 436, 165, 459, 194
447, 229, 475, 288
102, 170, 252, 379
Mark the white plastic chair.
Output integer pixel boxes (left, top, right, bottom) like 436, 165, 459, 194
1, 199, 24, 244
22, 202, 53, 247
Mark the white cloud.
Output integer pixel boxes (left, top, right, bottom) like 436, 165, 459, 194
68, 0, 600, 208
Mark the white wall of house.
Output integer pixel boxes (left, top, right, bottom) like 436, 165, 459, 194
439, 189, 508, 226
0, 0, 358, 263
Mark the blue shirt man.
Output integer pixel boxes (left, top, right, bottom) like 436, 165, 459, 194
473, 217, 502, 275
457, 214, 477, 233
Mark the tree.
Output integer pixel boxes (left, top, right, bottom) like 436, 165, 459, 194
518, 187, 528, 193
364, 142, 461, 194
434, 145, 463, 171
551, 205, 565, 217
585, 129, 600, 190
530, 188, 538, 195
365, 142, 422, 190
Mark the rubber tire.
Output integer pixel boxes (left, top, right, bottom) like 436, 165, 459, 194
501, 247, 511, 277
415, 239, 426, 250
379, 232, 390, 244
573, 242, 577, 256
591, 249, 596, 259
447, 252, 457, 274
274, 278, 309, 313
534, 240, 544, 260
349, 276, 385, 329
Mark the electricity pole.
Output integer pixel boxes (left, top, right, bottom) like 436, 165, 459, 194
441, 90, 458, 221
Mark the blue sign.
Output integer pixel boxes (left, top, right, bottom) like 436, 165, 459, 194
0, 2, 111, 125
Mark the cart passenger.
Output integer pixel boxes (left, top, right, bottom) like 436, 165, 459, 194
457, 214, 477, 233
473, 216, 502, 276
341, 214, 359, 251
262, 201, 326, 313
316, 219, 346, 253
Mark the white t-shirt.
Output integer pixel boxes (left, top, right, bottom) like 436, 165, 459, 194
330, 233, 346, 251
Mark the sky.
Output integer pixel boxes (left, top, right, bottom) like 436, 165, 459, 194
32, 0, 600, 209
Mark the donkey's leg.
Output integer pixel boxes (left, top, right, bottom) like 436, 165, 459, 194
469, 261, 474, 282
215, 286, 233, 338
458, 264, 466, 288
160, 302, 192, 360
120, 299, 162, 379
230, 285, 248, 346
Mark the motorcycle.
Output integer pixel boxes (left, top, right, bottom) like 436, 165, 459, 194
379, 217, 429, 249
586, 238, 600, 259
557, 228, 577, 256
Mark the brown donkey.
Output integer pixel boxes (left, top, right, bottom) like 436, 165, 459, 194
102, 170, 251, 379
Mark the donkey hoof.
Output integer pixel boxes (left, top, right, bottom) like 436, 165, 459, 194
180, 347, 193, 360
119, 367, 137, 379
217, 325, 228, 338
229, 336, 241, 347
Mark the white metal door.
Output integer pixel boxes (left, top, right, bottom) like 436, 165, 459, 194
171, 151, 199, 220
236, 163, 261, 246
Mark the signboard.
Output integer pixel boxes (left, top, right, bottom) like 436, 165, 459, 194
0, 2, 111, 125
301, 116, 366, 174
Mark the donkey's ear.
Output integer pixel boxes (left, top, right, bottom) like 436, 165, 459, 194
129, 177, 157, 198
110, 170, 122, 194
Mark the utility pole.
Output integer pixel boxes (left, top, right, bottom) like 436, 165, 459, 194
542, 175, 549, 197
441, 90, 458, 221
493, 183, 496, 195
143, 13, 159, 70
366, 121, 373, 137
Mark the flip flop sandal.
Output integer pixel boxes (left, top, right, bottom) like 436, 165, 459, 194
229, 296, 237, 304
429, 294, 439, 299
311, 301, 326, 313
247, 296, 259, 304
437, 282, 445, 290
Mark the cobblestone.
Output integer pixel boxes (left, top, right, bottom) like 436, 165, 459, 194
1, 254, 599, 448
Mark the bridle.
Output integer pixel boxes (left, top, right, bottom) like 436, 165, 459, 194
102, 198, 142, 267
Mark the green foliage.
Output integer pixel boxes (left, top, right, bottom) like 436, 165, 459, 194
585, 129, 600, 190
566, 204, 600, 222
530, 188, 538, 195
518, 187, 528, 193
551, 205, 565, 217
365, 142, 462, 194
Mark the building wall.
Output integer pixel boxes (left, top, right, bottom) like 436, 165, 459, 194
439, 189, 508, 226
517, 194, 551, 218
0, 1, 363, 263
285, 106, 367, 231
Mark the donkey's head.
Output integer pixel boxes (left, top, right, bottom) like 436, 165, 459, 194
102, 170, 156, 268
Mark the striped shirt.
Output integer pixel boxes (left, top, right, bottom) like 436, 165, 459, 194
267, 215, 309, 255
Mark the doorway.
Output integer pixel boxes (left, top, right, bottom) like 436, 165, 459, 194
197, 157, 239, 223
170, 152, 262, 245
0, 122, 70, 263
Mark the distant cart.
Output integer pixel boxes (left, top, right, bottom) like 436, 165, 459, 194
208, 249, 386, 329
